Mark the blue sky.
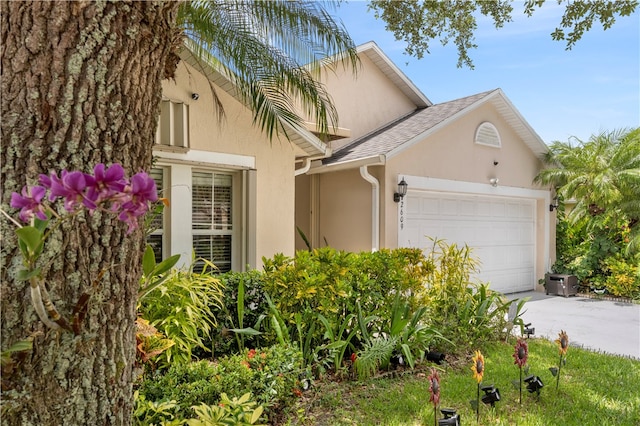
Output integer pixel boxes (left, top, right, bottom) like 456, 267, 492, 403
332, 1, 639, 145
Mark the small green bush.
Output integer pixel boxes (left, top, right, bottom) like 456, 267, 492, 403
207, 270, 274, 358
138, 259, 224, 366
137, 344, 303, 422
422, 239, 511, 351
604, 255, 640, 298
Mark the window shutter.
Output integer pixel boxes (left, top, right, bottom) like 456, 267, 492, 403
156, 100, 189, 148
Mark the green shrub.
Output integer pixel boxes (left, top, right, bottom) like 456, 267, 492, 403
604, 255, 640, 298
187, 393, 266, 426
422, 239, 511, 351
261, 247, 433, 373
138, 259, 224, 366
137, 344, 303, 422
208, 270, 274, 358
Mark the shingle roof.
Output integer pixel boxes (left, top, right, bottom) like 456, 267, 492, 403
323, 89, 498, 166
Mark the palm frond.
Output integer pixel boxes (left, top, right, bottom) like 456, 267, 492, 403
177, 0, 359, 141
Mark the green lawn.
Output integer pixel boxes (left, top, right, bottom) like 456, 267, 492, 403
285, 339, 640, 425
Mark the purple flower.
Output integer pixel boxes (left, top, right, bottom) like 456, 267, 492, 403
10, 185, 48, 222
117, 172, 157, 234
131, 172, 158, 202
84, 163, 126, 208
48, 171, 88, 212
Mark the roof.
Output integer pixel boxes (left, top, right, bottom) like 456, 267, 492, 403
178, 44, 330, 158
312, 88, 547, 172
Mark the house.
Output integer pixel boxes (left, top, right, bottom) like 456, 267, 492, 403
152, 47, 329, 272
294, 42, 555, 294
155, 41, 555, 293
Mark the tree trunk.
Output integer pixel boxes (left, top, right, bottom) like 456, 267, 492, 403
1, 2, 180, 425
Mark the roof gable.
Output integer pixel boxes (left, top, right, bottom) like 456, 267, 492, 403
356, 42, 432, 108
317, 88, 547, 170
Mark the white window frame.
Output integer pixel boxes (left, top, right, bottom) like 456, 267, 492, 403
152, 149, 255, 271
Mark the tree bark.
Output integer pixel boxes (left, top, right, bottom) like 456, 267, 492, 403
1, 2, 181, 425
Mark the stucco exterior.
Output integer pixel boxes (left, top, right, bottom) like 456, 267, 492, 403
156, 55, 308, 270
296, 42, 555, 293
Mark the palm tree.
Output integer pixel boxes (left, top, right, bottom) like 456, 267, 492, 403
178, 0, 359, 140
534, 128, 640, 252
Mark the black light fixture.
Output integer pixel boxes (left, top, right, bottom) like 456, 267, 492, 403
427, 351, 446, 365
438, 408, 461, 426
524, 375, 544, 395
191, 92, 200, 100
524, 322, 535, 338
394, 178, 408, 202
481, 385, 501, 407
549, 197, 559, 211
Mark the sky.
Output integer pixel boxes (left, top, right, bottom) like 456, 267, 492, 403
331, 1, 640, 145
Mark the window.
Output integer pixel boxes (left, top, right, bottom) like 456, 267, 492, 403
156, 100, 189, 148
475, 122, 501, 148
192, 171, 233, 272
147, 167, 167, 263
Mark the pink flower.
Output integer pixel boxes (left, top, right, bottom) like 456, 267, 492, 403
10, 185, 47, 222
513, 339, 528, 368
47, 170, 88, 212
428, 367, 440, 407
84, 163, 126, 207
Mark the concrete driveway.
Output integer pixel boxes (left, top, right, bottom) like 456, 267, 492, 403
510, 291, 640, 359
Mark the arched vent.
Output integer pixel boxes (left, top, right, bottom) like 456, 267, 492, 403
475, 122, 501, 148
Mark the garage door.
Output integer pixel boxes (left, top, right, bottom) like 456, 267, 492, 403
399, 191, 535, 294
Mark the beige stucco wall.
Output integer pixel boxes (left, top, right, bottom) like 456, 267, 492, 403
317, 168, 378, 252
384, 103, 545, 235
161, 61, 300, 268
317, 54, 416, 150
302, 99, 555, 285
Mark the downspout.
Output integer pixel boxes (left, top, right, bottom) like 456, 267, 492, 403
359, 165, 380, 252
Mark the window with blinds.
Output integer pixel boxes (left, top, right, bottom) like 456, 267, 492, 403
147, 167, 166, 263
192, 171, 233, 272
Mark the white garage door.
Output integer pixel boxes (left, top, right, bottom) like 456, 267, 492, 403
400, 191, 535, 294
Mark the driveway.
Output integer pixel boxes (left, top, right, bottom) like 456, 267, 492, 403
509, 291, 640, 359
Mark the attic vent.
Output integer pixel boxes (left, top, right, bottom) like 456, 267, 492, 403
475, 122, 501, 148
156, 100, 189, 148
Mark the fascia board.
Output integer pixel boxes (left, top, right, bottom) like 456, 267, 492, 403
307, 154, 386, 174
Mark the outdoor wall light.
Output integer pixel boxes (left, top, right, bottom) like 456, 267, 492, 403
480, 385, 501, 407
438, 408, 461, 426
191, 92, 200, 100
549, 197, 559, 211
394, 178, 408, 202
524, 323, 535, 338
489, 177, 499, 187
427, 351, 446, 365
524, 375, 544, 395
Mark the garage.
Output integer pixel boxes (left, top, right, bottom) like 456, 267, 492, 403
399, 190, 536, 294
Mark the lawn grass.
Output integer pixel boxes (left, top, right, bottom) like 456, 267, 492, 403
285, 338, 640, 425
